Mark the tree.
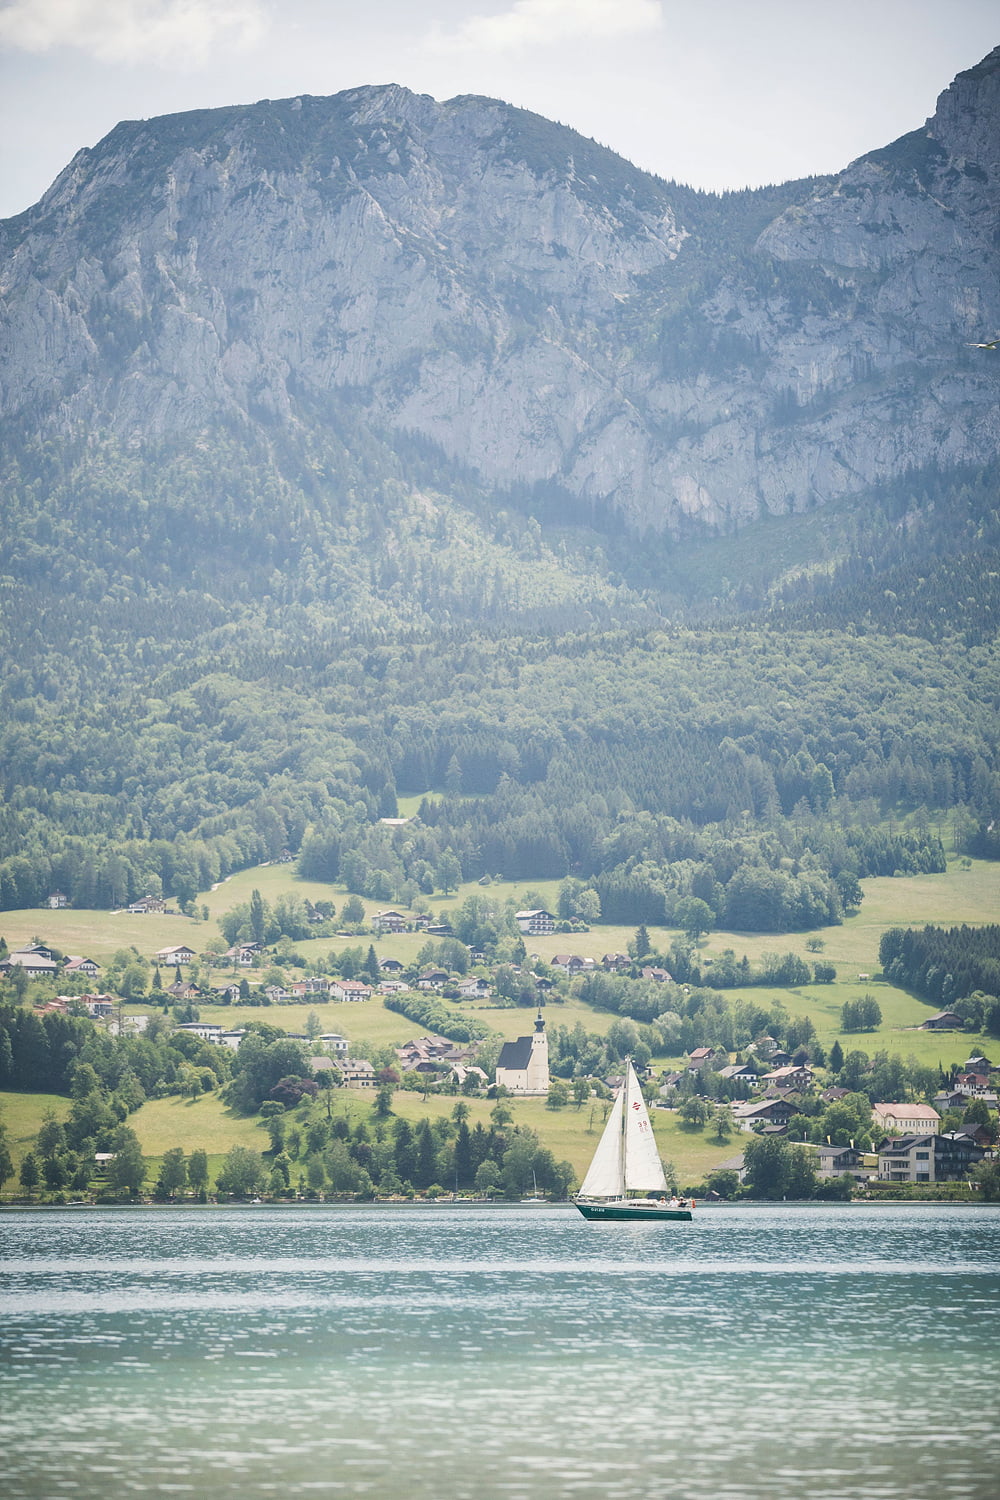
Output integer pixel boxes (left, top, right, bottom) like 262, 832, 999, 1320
743, 1135, 817, 1200
216, 1145, 267, 1198
374, 1083, 395, 1118
436, 851, 462, 895
679, 1095, 709, 1128
249, 888, 267, 945
474, 1159, 501, 1197
712, 1105, 733, 1141
705, 1168, 740, 1199
187, 1148, 209, 1194
156, 1146, 187, 1199
632, 924, 652, 959
829, 1038, 844, 1074
340, 894, 366, 926
106, 1126, 147, 1197
0, 1112, 13, 1195
675, 897, 714, 942
19, 1151, 39, 1195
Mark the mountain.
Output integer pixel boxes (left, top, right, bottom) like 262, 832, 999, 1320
0, 53, 998, 920
2, 49, 999, 534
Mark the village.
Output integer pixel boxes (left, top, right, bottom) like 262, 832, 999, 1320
3, 891, 998, 1197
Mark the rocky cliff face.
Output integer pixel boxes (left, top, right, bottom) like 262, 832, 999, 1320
2, 50, 999, 534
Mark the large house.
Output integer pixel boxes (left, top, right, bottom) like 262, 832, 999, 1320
128, 895, 166, 914
156, 944, 195, 966
329, 979, 372, 1002
3, 950, 59, 977
872, 1103, 941, 1136
877, 1132, 985, 1184
732, 1098, 801, 1132
64, 955, 101, 978
495, 1012, 550, 1095
515, 909, 555, 935
372, 910, 407, 934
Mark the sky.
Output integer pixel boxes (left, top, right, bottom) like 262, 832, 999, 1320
0, 0, 997, 220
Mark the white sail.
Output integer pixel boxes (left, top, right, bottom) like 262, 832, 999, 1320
577, 1082, 625, 1198
622, 1062, 668, 1194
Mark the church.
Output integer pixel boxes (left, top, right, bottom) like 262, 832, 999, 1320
494, 1011, 550, 1095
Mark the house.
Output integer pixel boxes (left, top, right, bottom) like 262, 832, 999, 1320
226, 943, 261, 967
455, 976, 490, 999
212, 982, 242, 1003
396, 1036, 457, 1070
46, 891, 69, 909
516, 909, 555, 935
373, 910, 408, 934
732, 1098, 801, 1131
872, 1103, 941, 1136
175, 1021, 225, 1043
964, 1054, 994, 1075
920, 1011, 964, 1030
263, 984, 290, 1004
602, 952, 631, 972
156, 945, 195, 966
639, 965, 672, 983
63, 955, 101, 978
683, 1050, 722, 1074
877, 1132, 985, 1184
167, 980, 199, 1001
762, 1064, 814, 1091
317, 1033, 350, 1057
379, 957, 405, 973
329, 979, 372, 1002
495, 1012, 550, 1095
450, 1064, 489, 1089
378, 979, 408, 994
819, 1086, 850, 1104
84, 995, 116, 1018
416, 969, 449, 990
2, 951, 59, 977
127, 895, 166, 914
219, 1030, 247, 1051
718, 1062, 760, 1086
816, 1144, 867, 1178
550, 954, 591, 976
340, 1058, 377, 1089
953, 1072, 992, 1098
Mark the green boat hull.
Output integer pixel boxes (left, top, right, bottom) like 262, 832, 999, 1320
575, 1201, 693, 1222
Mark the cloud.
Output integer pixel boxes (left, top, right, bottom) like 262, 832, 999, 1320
429, 0, 664, 53
0, 0, 267, 67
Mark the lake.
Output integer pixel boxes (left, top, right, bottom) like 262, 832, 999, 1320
1, 1203, 997, 1499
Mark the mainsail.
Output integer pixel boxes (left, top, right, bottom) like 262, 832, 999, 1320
578, 1061, 667, 1199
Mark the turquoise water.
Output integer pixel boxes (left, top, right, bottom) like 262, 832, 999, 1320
1, 1203, 998, 1499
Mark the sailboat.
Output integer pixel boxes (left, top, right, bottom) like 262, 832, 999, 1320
575, 1060, 693, 1221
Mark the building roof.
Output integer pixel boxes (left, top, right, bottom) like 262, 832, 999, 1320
497, 1036, 534, 1071
873, 1103, 941, 1122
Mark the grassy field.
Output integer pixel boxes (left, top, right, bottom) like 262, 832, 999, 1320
0, 1090, 71, 1174
0, 1084, 734, 1195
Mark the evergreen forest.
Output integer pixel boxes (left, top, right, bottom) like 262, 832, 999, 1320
1, 412, 998, 930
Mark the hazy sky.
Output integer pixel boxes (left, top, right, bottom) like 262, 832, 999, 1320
0, 0, 997, 219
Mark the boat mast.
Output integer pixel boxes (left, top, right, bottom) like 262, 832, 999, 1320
621, 1057, 631, 1199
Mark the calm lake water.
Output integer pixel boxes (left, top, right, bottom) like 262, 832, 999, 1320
1, 1203, 998, 1499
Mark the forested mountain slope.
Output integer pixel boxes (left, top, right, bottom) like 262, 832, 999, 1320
0, 49, 998, 926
